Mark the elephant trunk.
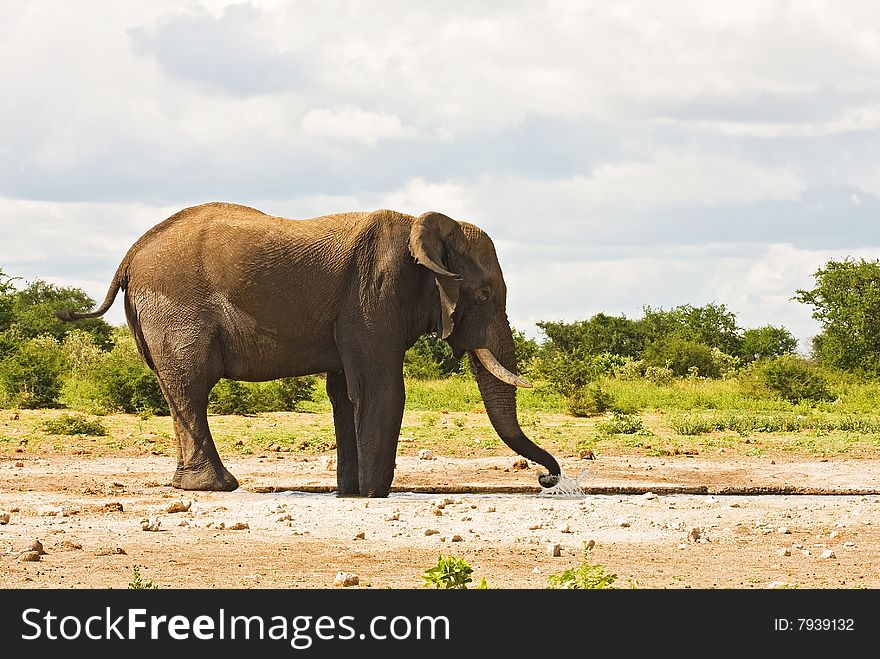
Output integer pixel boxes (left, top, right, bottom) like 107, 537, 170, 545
470, 325, 561, 486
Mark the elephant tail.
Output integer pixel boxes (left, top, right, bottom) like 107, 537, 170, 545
55, 262, 127, 322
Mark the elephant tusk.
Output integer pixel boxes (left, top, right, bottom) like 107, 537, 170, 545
474, 348, 533, 388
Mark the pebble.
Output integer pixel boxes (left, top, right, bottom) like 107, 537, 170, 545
385, 512, 400, 521
57, 541, 82, 551
688, 528, 705, 542
141, 516, 162, 532
677, 544, 687, 550
354, 531, 365, 539
418, 449, 434, 460
829, 530, 839, 539
0, 512, 9, 525
95, 547, 126, 556
547, 543, 562, 557
616, 517, 631, 528
776, 548, 791, 557
424, 529, 439, 536
334, 572, 359, 587
26, 540, 46, 555
226, 522, 249, 530
777, 526, 790, 534
451, 535, 464, 542
641, 492, 658, 500
512, 458, 529, 470
166, 500, 192, 514
19, 551, 41, 562
585, 540, 595, 551
486, 507, 496, 513
844, 541, 855, 547
821, 549, 836, 559
559, 524, 572, 534
14, 461, 24, 467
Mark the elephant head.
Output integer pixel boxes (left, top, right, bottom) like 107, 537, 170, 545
410, 212, 561, 487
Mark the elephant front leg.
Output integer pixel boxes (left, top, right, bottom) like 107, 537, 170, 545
342, 362, 405, 498
327, 370, 359, 495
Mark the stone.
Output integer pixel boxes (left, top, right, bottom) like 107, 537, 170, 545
0, 512, 9, 525
616, 517, 631, 528
141, 516, 161, 532
19, 551, 41, 562
641, 492, 658, 500
166, 500, 192, 513
777, 526, 790, 534
334, 572, 359, 587
26, 539, 46, 554
512, 458, 529, 470
688, 527, 704, 542
385, 512, 400, 521
57, 541, 82, 551
14, 461, 24, 467
585, 539, 595, 551
95, 547, 126, 556
418, 449, 434, 460
547, 543, 562, 557
776, 548, 791, 557
227, 522, 249, 530
424, 529, 439, 536
354, 531, 365, 539
451, 535, 463, 542
559, 524, 572, 533
829, 530, 839, 539
821, 549, 836, 559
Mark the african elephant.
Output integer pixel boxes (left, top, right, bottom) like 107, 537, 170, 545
58, 202, 561, 496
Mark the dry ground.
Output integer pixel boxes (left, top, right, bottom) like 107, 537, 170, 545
1, 409, 880, 589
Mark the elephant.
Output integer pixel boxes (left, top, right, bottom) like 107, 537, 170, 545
57, 202, 561, 496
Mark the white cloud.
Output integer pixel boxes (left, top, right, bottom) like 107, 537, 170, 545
301, 107, 418, 146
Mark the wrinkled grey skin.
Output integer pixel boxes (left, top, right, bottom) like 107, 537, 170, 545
58, 202, 561, 496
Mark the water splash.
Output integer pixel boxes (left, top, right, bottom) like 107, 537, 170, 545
539, 469, 587, 497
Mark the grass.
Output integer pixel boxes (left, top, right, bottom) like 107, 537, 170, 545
2, 375, 880, 461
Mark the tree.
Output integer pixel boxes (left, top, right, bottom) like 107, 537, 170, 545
403, 333, 462, 379
794, 258, 880, 374
739, 325, 798, 363
537, 313, 644, 358
9, 279, 113, 348
639, 303, 742, 356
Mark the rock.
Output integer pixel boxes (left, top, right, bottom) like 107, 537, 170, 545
777, 526, 790, 534
354, 531, 365, 539
512, 458, 529, 470
486, 507, 496, 513
418, 449, 434, 460
431, 507, 443, 516
688, 527, 704, 542
585, 539, 595, 551
844, 541, 855, 547
320, 456, 336, 471
677, 543, 687, 550
547, 543, 562, 557
141, 516, 161, 531
57, 541, 82, 551
776, 548, 791, 557
227, 522, 249, 530
25, 540, 46, 554
385, 512, 400, 521
0, 512, 9, 525
98, 502, 124, 513
641, 492, 658, 500
821, 549, 836, 559
269, 444, 282, 452
277, 514, 293, 522
528, 523, 543, 530
451, 535, 464, 542
166, 500, 192, 514
95, 547, 126, 556
178, 520, 189, 527
829, 530, 839, 539
19, 551, 41, 562
579, 449, 595, 460
616, 517, 631, 528
14, 461, 24, 467
424, 529, 439, 536
801, 549, 811, 556
559, 524, 572, 534
334, 572, 359, 587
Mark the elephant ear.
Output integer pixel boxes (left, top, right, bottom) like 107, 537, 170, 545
409, 212, 463, 339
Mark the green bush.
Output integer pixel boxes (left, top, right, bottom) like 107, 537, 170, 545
547, 542, 617, 589
669, 414, 717, 435
62, 328, 167, 416
643, 336, 720, 378
0, 336, 66, 408
269, 376, 318, 411
740, 355, 833, 404
595, 412, 644, 434
209, 379, 257, 415
567, 381, 615, 417
422, 555, 479, 589
42, 413, 107, 436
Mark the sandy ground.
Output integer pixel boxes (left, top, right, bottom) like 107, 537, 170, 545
2, 452, 879, 589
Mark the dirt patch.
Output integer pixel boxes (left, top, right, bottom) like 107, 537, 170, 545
2, 453, 879, 589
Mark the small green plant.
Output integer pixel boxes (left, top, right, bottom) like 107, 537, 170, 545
42, 413, 107, 436
547, 543, 617, 589
128, 565, 158, 589
595, 412, 644, 434
422, 555, 483, 589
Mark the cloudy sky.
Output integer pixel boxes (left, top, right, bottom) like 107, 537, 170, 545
1, 1, 879, 350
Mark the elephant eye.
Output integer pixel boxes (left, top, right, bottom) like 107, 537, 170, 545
476, 288, 491, 303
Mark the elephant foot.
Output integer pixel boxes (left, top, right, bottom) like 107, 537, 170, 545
173, 462, 239, 492
360, 485, 391, 498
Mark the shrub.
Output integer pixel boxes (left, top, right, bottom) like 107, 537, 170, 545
209, 379, 257, 415
740, 355, 833, 404
547, 542, 617, 589
669, 414, 716, 435
0, 336, 66, 408
128, 566, 158, 589
422, 555, 478, 589
268, 376, 318, 411
643, 336, 720, 378
42, 413, 107, 436
567, 381, 615, 417
595, 412, 644, 435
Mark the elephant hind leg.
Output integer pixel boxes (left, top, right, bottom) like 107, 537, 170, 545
143, 327, 238, 492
